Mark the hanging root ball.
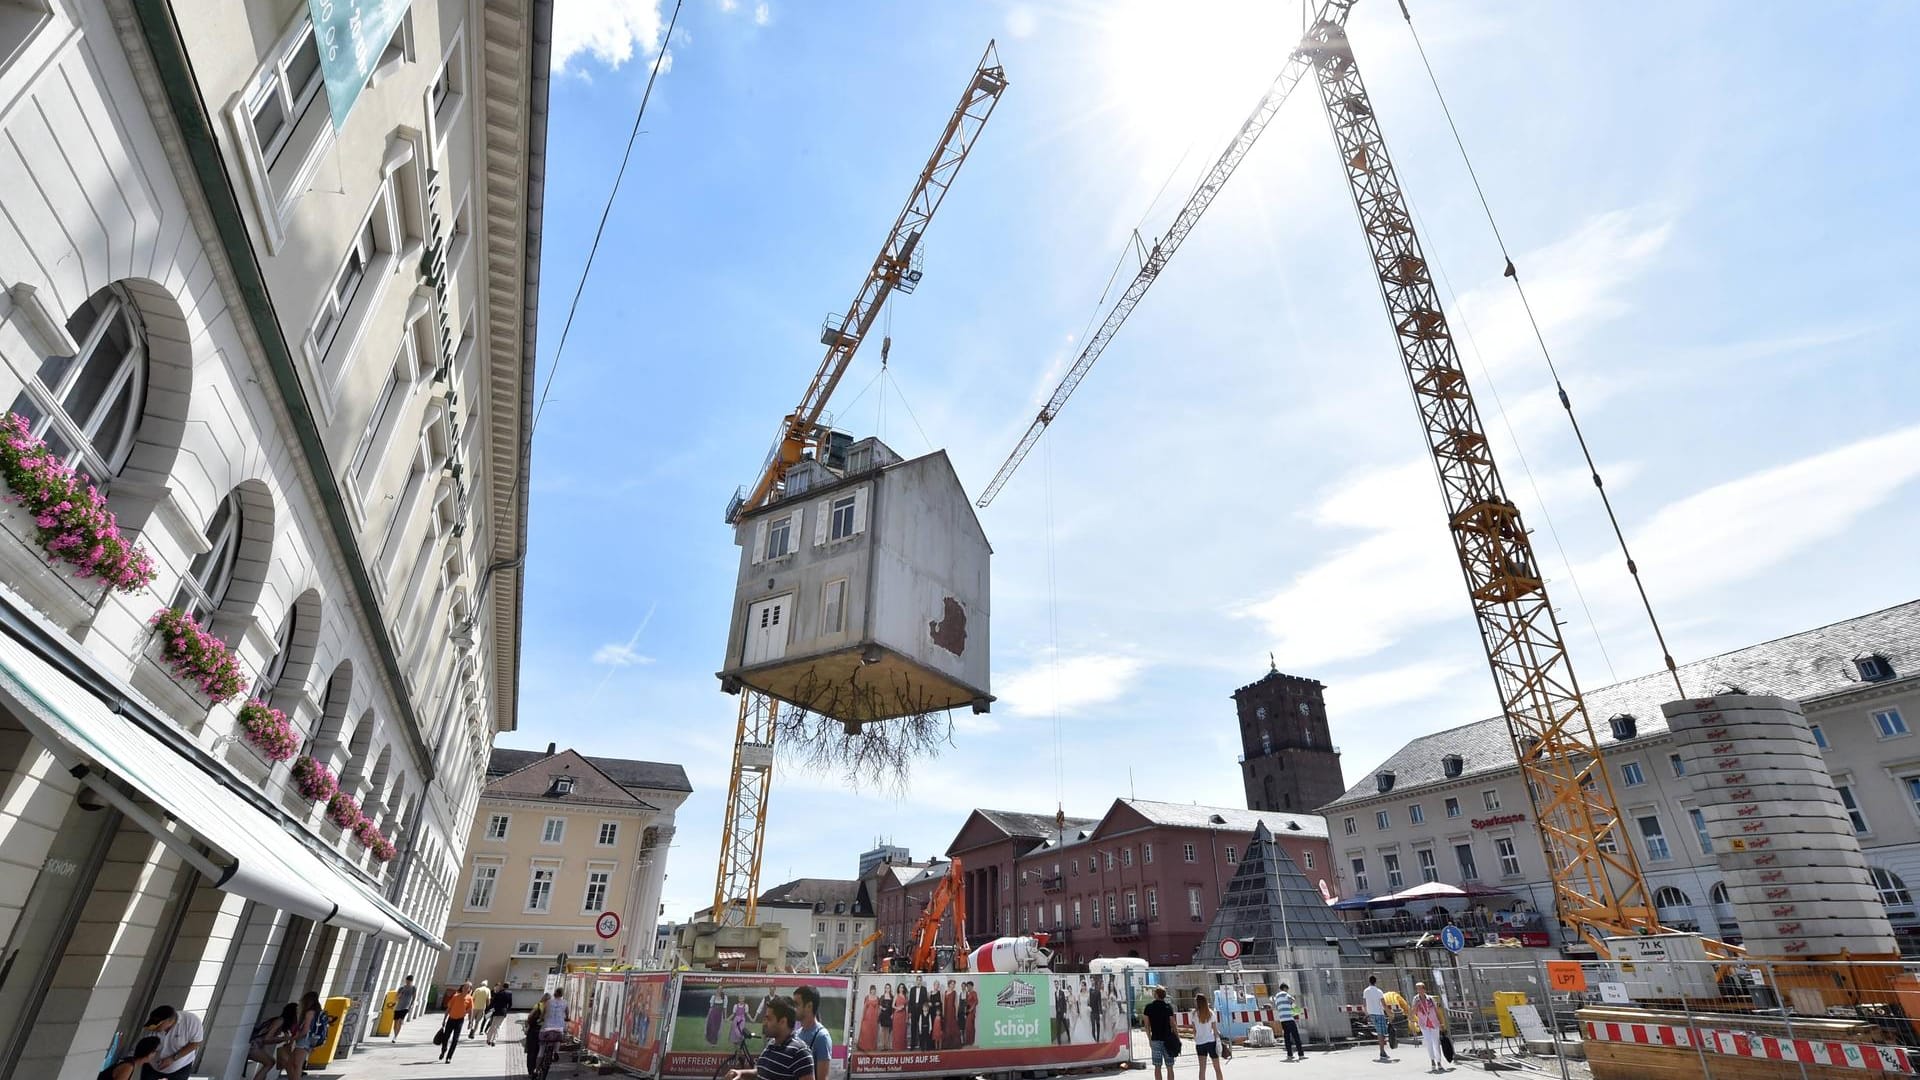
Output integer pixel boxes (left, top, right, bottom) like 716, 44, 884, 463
773, 706, 955, 792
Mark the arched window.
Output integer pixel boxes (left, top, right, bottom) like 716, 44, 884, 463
8, 283, 148, 478
1872, 867, 1913, 909
252, 605, 300, 700
1708, 881, 1730, 906
1652, 886, 1691, 911
175, 490, 244, 623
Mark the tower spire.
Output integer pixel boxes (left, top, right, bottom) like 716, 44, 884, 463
1269, 651, 1278, 674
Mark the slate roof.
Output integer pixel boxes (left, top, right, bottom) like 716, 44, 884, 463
759, 877, 870, 915
484, 748, 656, 810
976, 809, 1100, 839
1119, 798, 1331, 840
1325, 599, 1920, 809
488, 745, 692, 794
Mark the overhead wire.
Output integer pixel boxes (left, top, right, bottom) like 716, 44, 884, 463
1399, 1, 1684, 697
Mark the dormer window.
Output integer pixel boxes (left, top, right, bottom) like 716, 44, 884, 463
1609, 714, 1637, 741
1858, 654, 1895, 682
551, 775, 575, 795
1442, 754, 1464, 779
1376, 771, 1395, 793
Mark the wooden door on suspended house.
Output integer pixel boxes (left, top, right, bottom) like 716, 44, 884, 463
745, 595, 792, 666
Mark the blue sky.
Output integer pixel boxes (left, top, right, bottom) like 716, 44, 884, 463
521, 0, 1920, 921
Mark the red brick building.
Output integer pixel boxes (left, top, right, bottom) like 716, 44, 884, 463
864, 858, 943, 966
946, 800, 1332, 967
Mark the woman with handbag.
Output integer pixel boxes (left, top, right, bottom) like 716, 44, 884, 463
1411, 982, 1448, 1074
1190, 994, 1224, 1080
245, 1003, 297, 1080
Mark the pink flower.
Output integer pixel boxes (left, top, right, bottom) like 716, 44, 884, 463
291, 755, 338, 801
0, 414, 157, 592
327, 791, 363, 830
151, 607, 247, 705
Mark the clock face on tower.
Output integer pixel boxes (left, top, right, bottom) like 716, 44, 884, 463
1255, 706, 1267, 720
1298, 703, 1310, 715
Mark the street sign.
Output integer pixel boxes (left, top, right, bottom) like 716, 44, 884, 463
596, 911, 622, 940
1440, 925, 1466, 954
1226, 958, 1243, 972
1219, 937, 1242, 960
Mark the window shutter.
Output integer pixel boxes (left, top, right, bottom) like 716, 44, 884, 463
852, 489, 868, 536
752, 519, 768, 564
814, 500, 830, 546
789, 509, 804, 547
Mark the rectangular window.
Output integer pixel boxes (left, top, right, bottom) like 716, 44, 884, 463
1072, 899, 1082, 928
248, 20, 326, 167
527, 867, 555, 912
813, 578, 845, 636
583, 870, 611, 912
1106, 894, 1116, 921
1838, 784, 1869, 834
1455, 843, 1478, 881
1351, 857, 1369, 893
598, 822, 618, 846
515, 940, 543, 956
1183, 843, 1197, 862
1122, 847, 1133, 868
766, 513, 794, 559
1416, 848, 1438, 882
1304, 851, 1314, 870
1376, 810, 1391, 831
1876, 709, 1908, 738
1105, 852, 1115, 871
1810, 723, 1828, 749
1125, 891, 1138, 920
830, 495, 857, 540
1147, 888, 1158, 918
574, 942, 600, 955
1444, 798, 1460, 819
1144, 843, 1153, 864
429, 36, 466, 136
349, 357, 406, 496
466, 865, 498, 909
1091, 899, 1100, 927
1344, 817, 1357, 836
1638, 816, 1671, 861
1187, 887, 1202, 919
1687, 807, 1714, 853
542, 818, 565, 844
1384, 853, 1404, 890
1597, 826, 1619, 853
1495, 837, 1520, 877
1225, 846, 1237, 864
1483, 790, 1502, 811
485, 814, 509, 840
310, 211, 381, 359
1621, 762, 1645, 787
1409, 804, 1425, 825
449, 940, 480, 983
1669, 753, 1686, 777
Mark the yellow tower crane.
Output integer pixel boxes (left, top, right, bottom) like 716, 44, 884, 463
980, 2, 1732, 958
711, 45, 1007, 930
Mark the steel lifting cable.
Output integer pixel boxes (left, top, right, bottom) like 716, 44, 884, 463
1042, 433, 1066, 817
1400, 0, 1685, 698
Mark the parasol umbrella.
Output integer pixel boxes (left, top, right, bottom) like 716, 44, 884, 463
1378, 881, 1468, 904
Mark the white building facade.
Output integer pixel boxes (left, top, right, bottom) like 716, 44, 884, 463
1322, 600, 1920, 956
0, 0, 545, 1076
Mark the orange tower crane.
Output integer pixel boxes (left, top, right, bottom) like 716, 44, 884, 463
711, 45, 1007, 928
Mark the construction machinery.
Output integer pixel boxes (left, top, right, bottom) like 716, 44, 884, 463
978, 1, 1726, 959
823, 930, 886, 973
905, 857, 971, 972
701, 45, 1008, 950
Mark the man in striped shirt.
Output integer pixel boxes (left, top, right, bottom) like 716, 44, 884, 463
727, 995, 815, 1080
1271, 983, 1305, 1061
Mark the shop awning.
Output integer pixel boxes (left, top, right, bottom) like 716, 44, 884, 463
0, 629, 431, 947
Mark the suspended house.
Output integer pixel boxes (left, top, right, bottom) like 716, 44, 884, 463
718, 438, 992, 728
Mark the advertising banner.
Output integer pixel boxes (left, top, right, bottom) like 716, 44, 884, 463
305, 0, 413, 129
847, 971, 1132, 1077
565, 973, 593, 1038
586, 973, 627, 1059
615, 973, 675, 1075
662, 974, 852, 1079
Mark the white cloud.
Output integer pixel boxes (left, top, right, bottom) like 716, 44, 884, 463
1325, 661, 1475, 715
592, 642, 655, 667
998, 653, 1146, 717
1005, 6, 1038, 38
753, 2, 770, 26
553, 0, 665, 74
718, 0, 738, 10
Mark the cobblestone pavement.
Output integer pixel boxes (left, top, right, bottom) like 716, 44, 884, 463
300, 1021, 592, 1080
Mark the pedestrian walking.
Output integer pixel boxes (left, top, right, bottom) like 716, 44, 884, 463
1362, 976, 1391, 1063
486, 985, 515, 1045
1270, 983, 1305, 1061
470, 981, 493, 1037
525, 992, 551, 1077
391, 976, 418, 1042
794, 986, 834, 1080
723, 995, 814, 1080
1411, 982, 1448, 1073
245, 1003, 297, 1080
1143, 986, 1179, 1080
99, 1036, 162, 1080
1382, 986, 1409, 1048
285, 992, 326, 1080
438, 981, 474, 1062
1191, 994, 1224, 1080
140, 1005, 205, 1080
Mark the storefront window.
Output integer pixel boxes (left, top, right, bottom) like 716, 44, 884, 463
0, 794, 121, 1072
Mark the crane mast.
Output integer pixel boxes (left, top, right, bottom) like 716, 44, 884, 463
1298, 18, 1677, 953
975, 3, 1350, 509
711, 45, 1007, 930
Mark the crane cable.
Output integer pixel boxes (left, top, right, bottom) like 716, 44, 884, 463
1399, 0, 1686, 698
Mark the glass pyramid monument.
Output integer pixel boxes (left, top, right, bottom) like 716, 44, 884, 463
1193, 822, 1366, 963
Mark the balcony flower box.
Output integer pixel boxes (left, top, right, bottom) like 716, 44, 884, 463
235, 700, 301, 763
150, 607, 246, 706
370, 835, 397, 863
0, 412, 157, 591
351, 817, 382, 849
291, 755, 337, 802
326, 790, 362, 830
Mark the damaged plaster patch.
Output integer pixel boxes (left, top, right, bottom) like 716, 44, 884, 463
929, 597, 967, 656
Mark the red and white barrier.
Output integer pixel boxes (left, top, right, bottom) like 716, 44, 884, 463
1583, 1019, 1916, 1073
1174, 1009, 1282, 1027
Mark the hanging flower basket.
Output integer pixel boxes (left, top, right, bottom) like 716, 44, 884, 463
352, 817, 383, 849
291, 755, 337, 802
0, 413, 157, 592
235, 700, 301, 763
370, 836, 397, 863
326, 790, 363, 830
150, 607, 247, 705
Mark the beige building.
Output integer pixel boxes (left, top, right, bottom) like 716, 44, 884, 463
1322, 599, 1920, 956
0, 0, 545, 1076
447, 745, 689, 990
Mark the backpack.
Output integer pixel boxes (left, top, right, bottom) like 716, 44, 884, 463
312, 1008, 334, 1043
